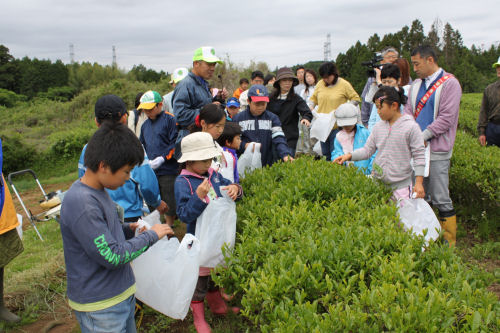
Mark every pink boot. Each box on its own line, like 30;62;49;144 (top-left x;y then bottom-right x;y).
206;290;240;315
190;301;211;333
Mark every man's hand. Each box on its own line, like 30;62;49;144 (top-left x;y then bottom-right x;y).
423;140;428;147
374;67;382;85
479;135;486;146
332;153;352;165
196;178;210;200
300;119;311;127
150;224;174;239
221;184;239;201
220;88;228;100
283;155;294;162
155;200;168;214
149;156;165;170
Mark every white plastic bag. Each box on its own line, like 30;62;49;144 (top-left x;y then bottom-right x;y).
398;198;441;246
238;142;262;178
134;210;161;236
131;216;200;320
195;192;237;268
309;110;336;142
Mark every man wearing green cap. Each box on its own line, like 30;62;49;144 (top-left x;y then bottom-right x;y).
172;46;227;150
478;56;500;147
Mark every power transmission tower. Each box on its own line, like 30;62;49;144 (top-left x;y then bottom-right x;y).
69;43;75;64
112;45;117;68
324;33;331;61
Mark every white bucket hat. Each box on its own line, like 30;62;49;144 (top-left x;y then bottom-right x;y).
178;132;221;163
335;103;359;127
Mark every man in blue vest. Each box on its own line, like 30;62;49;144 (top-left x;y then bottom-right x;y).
404;45;462;247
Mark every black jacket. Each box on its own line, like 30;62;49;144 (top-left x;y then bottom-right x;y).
268;93;313;150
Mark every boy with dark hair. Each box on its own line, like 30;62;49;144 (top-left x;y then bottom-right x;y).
216;121;242;183
61;122;174;333
139;91;179;227
78;94;167;223
239;70;265;111
232;85;293;166
233;78;249;100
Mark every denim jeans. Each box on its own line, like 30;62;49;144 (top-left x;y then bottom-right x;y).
74;295;136;333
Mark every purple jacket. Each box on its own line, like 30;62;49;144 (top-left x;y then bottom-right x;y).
404;71;462;160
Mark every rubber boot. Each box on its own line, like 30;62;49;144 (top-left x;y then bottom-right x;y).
0;268;20;323
190;301;211;333
206;290;239;315
439;215;457;247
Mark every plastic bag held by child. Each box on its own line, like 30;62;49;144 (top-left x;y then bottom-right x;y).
398;198;441;246
309;110;336;143
131;215;200;319
238;142;262;178
195;190;237;268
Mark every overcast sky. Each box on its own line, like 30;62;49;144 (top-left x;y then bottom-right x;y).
1;0;499;72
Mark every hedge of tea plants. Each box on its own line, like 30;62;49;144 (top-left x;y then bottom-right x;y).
214;158;499;332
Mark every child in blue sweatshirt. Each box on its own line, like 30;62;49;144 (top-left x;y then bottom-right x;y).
174;132;242;333
60;122;173;333
232;85;293;166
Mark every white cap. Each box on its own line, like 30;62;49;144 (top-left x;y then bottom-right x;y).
335;103;359;127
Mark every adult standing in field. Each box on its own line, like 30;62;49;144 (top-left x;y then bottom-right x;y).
267;67;313;156
0;139;23;323
360;47;399;126
477;56;500;147
172;46;227;148
239;71;265;112
405;45;462;247
294;66;306;96
309;62;361;160
297;69;318;155
264;73;276;93
163;67;189;114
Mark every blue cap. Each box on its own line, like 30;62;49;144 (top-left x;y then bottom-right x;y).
247;84;269;102
226;97;240;108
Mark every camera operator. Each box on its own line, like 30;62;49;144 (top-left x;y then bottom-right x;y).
360;47;399;126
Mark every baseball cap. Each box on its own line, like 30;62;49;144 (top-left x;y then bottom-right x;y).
335;103;359;127
178;132;221;163
94;94;127;121
226;97;240;108
493;56;500;68
170;67;189;84
137;90;162;110
248;84;269;102
193;46;222;64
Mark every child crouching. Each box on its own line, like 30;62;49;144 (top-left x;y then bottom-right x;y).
174;132;242;333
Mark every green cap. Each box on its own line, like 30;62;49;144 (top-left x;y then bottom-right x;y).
137;90;162;110
493;56;500;68
193;46;222;64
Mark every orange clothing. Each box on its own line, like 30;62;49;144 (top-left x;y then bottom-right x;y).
0;174;20;235
233;87;243;99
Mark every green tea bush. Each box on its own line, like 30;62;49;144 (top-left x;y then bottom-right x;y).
450;130;500;234
214;158;499;332
458;93;482;136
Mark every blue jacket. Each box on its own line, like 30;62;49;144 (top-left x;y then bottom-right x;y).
78;145;161;218
331;124;374;175
174;168;241;235
139;111;178;176
171;72;214;143
232;108;291;166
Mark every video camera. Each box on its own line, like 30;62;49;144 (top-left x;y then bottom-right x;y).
361;53;384;78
